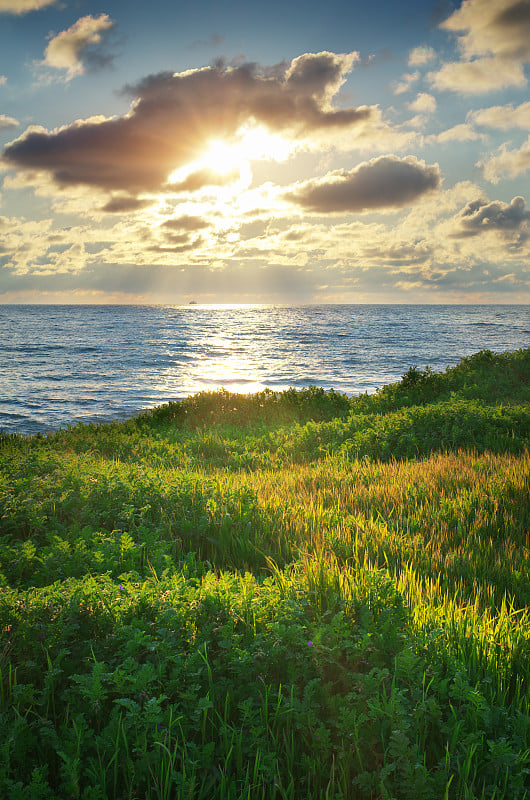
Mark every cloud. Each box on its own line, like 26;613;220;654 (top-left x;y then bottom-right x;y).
363;239;434;267
39;14;115;81
284;155;441;214
408;46;436;66
452;195;530;238
403;114;429;131
0;114;19;130
100;196;151;213
429;0;530;93
147;233;204;255
0;0;57;13
432;123;483;143
478;135;530;182
314;105;420;153
3;52;373;193
468;100;530;130
2;177;528;303
441;0;530;61
168;166;241;193
393;72;419;95
407;92;437;113
283;50;359;108
428;56;526;93
0;75;6;85
161;215;211;232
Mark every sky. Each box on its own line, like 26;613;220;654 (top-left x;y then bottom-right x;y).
0;0;529;304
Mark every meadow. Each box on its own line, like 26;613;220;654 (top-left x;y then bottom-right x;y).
0;347;529;799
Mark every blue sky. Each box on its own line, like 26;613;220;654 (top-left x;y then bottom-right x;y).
0;0;529;303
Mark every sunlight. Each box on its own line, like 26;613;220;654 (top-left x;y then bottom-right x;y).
203;125;291;175
237;124;292;162
167;124;291;187
202;139;243;175
164;123;291;214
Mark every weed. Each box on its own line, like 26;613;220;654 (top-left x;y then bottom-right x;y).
0;349;529;798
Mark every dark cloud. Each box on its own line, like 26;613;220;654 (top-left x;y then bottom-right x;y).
161;215;211;232
82;48;116;74
2;52;370;194
168;167;240;193
494;0;530;29
101;196;151;213
283;51;356;100
147;236;204;254
453;195;530;238
285;155;441;214
282;228;307;241
365;240;434;266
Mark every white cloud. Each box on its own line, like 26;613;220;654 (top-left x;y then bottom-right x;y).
310;104;420;153
429;0;530;94
0;0;57;13
468;100;530;130
1;177;528;303
408;46;436;66
441;0;530;61
432;123;483;143
393;72;419;95
41;14;114;81
0;114;19;130
428;55;526;94
407;92;437;113
0;75;6;86
403;114;429;131
479;136;530;182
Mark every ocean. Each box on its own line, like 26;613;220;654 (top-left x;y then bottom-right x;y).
1;304;528;436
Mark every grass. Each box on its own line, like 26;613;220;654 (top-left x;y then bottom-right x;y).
0;347;529;799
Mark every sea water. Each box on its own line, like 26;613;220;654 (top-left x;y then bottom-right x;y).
1;304;528;435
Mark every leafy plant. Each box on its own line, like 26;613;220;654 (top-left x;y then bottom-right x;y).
1;348;529;798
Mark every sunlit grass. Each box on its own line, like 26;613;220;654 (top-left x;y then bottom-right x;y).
0;348;529;798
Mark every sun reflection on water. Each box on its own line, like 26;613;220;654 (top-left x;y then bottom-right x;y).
150;316;276;398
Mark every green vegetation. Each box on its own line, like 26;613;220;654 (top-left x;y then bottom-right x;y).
1;348;529;799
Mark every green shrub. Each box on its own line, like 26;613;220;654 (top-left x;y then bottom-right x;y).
1;348;529;798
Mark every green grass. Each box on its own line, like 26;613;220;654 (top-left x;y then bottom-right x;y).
1;348;529;799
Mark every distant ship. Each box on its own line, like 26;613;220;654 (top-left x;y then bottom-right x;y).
189;300;197;305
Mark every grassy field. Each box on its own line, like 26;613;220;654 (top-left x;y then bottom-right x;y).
1;348;529;799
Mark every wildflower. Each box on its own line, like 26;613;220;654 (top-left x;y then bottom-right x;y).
119;585;124;591
40;633;45;639
308;640;314;646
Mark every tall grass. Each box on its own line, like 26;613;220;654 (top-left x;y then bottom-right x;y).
0;348;529;798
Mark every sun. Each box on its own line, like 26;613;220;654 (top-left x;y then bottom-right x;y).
166;123;292;205
201;139;243;175
202;125;292;175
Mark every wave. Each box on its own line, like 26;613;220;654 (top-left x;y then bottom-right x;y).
1;304;528;435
